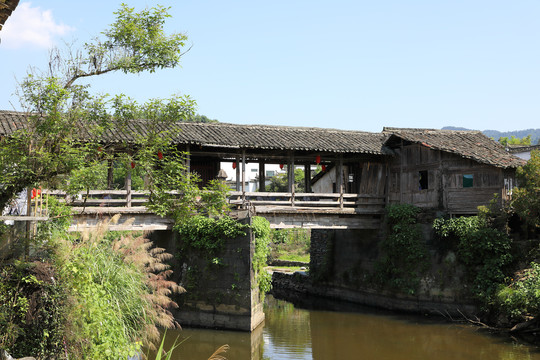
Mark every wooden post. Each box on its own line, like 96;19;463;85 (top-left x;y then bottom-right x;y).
126;166;132;208
287;152;295;193
25;187;32;259
259;160;266;192
288;152;295;205
186;144;191;173
337;155;344;208
235;156;241;191
107;158;114;189
304;164;311;193
241;150;246;204
399;140;404;204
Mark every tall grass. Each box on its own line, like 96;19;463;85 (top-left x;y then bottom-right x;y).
56;215;184;359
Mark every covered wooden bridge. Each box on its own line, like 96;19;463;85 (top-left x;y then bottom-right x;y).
0;111;525;231
66;121;393;230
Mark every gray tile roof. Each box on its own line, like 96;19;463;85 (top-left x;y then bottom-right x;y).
0;0;19;31
0;111;389;155
383;127;526;169
0;111;526;168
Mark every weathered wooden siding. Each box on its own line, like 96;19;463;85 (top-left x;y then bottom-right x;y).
388;143;514;214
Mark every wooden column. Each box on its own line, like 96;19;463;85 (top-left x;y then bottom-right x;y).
125;166;132;208
287;152;295;193
235;156;241;191
399;140;404;203
241;150;246;201
337;155;344;208
186;144;191;173
304;164;311;193
259;160;266;192
107;158;114;190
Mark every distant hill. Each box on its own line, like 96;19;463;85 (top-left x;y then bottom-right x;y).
442;126;540;145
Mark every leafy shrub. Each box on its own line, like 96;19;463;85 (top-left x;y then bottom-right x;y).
433;216;513;301
497;262;540;320
0;261;66;359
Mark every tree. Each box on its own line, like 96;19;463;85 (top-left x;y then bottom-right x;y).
0;3;194;210
0;4;197;357
512;150;540;229
267;168;305;192
499;135;532;147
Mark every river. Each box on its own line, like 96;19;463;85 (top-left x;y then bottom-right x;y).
156;295;540;360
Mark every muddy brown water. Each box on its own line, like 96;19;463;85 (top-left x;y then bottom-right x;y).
155;296;540;360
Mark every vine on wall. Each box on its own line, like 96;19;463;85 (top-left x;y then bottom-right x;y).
372;204;429;295
251;217;272;299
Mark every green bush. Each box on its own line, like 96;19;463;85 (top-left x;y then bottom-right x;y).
0;261;66;359
433;216;513;301
497;262;540;320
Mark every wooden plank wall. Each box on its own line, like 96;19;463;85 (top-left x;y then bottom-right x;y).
388;143;511;214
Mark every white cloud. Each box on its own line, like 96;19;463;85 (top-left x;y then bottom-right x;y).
0;2;74;49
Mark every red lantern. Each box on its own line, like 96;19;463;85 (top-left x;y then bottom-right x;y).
131;162;135;169
316;155;321;164
157;151;163;160
232;162;237;170
279;164;284;170
31;188;37;199
322;164;326;171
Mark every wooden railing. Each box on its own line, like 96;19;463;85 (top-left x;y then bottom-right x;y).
43;189;385;214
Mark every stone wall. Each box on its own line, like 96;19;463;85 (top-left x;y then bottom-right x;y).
301;225;477;315
272;271;477;317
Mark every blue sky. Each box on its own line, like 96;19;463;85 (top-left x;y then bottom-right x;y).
1;1;539;133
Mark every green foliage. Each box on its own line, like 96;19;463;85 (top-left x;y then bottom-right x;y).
0;262;66;359
373;204;428;295
497;262;540;320
100;4;188;75
433;216;484;251
267;168;305;192
252;217;272;297
499;135;532;147
175;215;248;257
513;149;540;229
187;113;218;123
433;216;513;301
269;228;311;264
460;228;513;299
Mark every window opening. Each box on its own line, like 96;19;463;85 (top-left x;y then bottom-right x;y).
463;174;474;188
418;171;428;190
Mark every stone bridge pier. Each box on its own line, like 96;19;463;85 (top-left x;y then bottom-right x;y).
149;212;264;332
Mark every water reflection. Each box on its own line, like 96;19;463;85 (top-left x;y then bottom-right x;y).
156;296;540;360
